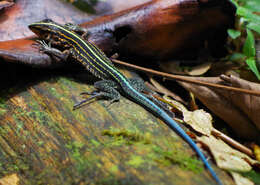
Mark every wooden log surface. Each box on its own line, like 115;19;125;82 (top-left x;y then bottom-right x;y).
0;65;234;185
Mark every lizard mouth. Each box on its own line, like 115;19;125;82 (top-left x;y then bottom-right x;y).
28;25;44;36
28;26;51;41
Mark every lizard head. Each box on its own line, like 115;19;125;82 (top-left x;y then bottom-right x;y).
29;19;66;42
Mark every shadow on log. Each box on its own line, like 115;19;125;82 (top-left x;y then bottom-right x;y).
0;68;234;185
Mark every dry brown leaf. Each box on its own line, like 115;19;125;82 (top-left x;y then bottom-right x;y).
0;174;19;185
208;61;240;77
198;135;259;171
164;97;213;136
230;172;254;185
149;78;185;104
178;75;260;140
163;96;258;177
159;61;184;75
185;62;212;76
220;75;260;131
160;61;212;76
183;110;213;136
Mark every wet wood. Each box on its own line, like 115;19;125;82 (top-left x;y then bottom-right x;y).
0;68;234;185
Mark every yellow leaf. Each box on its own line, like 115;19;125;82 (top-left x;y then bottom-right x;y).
198;136;259;172
230;172;254;185
253;144;260;161
183;109;213;136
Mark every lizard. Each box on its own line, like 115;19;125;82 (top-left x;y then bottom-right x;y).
28;19;223;185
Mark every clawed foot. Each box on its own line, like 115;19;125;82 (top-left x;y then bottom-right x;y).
73;91;103;110
73;91;119;110
74;80;121;110
104;98;119;108
32;40;50;50
37;40;51;51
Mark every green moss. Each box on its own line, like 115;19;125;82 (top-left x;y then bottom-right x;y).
0;126;8;135
12;114;26;136
65;140;99;175
66;141;87;171
0;157;30;177
126;155;145;168
152;145;203;173
102;128;203;173
37;141;44;146
50;87;58;94
102;128;151;145
109;165;119;173
0;97;7;116
0;108;6;116
94;175;121;185
91;139;101;147
65;141;84;157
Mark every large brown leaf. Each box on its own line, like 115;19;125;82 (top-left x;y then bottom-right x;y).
178;75;260;141
0;0;150;41
0;0;234;66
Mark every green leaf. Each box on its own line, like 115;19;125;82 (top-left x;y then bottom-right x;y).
229;0;238;8
246;57;260;80
237;7;260;23
244;1;260;13
247;22;260;35
243;29;255;57
227;29;241;39
241;170;260;184
229;53;245;62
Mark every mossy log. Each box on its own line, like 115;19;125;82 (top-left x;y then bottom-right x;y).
0;67;233;185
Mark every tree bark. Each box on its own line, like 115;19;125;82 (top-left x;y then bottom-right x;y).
0;68;233;185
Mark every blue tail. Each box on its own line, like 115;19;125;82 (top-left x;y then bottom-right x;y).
121;80;223;185
160;111;223;185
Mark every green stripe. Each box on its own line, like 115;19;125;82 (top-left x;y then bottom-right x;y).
36;22;122;82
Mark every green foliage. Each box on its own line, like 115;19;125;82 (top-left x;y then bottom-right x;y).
243;29;255;57
63;0;101;13
240;170;260;184
228;0;260;79
227;29;241;39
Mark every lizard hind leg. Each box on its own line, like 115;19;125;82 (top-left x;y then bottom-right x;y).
128;78;146;92
73;80;121;110
128;78;175;118
94;80;121;107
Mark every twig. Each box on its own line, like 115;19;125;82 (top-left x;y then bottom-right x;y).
143;78;254;157
112;59;260;97
212;129;254;157
148;77;186;104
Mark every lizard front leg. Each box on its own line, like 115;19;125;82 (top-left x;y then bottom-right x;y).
37;40;72;63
